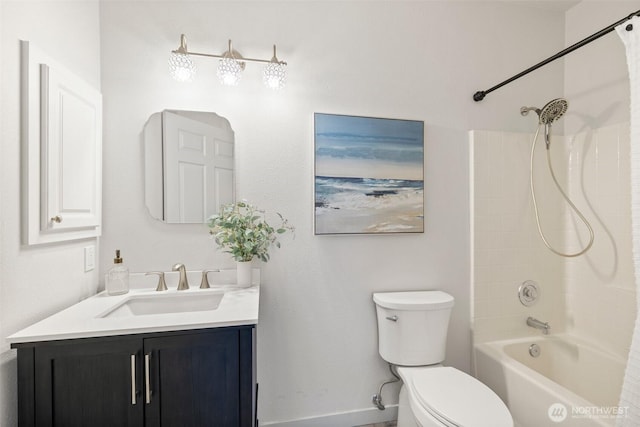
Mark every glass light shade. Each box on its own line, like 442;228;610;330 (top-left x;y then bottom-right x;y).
168;52;196;82
263;62;287;90
217;57;243;86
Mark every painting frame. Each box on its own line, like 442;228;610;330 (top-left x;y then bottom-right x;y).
314;113;425;235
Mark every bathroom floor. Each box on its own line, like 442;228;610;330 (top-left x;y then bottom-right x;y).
357;422;397;427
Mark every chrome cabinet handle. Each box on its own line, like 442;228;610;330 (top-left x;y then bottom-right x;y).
50;215;62;223
145;353;151;404
386;315;398;322
130;354;137;405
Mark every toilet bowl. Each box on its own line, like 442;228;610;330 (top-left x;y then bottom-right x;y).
397;366;513;427
373;291;513;427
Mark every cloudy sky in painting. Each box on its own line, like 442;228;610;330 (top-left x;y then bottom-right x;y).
314;113;424;180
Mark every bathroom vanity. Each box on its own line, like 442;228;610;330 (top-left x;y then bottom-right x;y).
9;276;259;427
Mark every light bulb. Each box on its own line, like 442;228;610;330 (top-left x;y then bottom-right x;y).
168;52;195;82
217;57;243;86
263;62;287;90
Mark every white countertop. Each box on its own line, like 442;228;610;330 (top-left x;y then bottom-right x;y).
7;270;260;345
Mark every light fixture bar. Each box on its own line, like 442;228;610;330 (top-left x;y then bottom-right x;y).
184;50;287;65
172;35;287;66
170;35;288;89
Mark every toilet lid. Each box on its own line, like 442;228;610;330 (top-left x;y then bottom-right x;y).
409;367;512;427
373;291;454;310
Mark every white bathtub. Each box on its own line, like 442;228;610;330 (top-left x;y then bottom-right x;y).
474;335;628;427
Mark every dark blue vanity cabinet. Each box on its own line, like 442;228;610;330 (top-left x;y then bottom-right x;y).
13;325;256;427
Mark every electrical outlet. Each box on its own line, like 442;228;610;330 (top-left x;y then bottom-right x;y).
84;246;95;272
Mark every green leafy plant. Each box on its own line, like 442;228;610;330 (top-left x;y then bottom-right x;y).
207;201;294;262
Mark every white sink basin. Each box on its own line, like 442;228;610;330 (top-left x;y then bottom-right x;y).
100;291;224;318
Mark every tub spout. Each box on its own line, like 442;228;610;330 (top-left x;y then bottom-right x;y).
527;317;550;335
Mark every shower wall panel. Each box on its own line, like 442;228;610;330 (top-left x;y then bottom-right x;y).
471;130;565;344
564;123;636;359
471;125;636;361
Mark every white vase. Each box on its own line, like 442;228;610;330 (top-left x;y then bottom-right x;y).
236;260;253;287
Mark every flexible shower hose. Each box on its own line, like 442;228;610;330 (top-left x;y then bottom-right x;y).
529;125;595;257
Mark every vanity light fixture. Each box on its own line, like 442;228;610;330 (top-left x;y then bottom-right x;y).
168;34;196;82
217;42;245;86
263;45;287;90
169;34;288;90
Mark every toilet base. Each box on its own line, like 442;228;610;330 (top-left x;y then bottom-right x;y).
397;386;419;427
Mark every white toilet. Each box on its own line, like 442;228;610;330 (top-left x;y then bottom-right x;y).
373;290;513;427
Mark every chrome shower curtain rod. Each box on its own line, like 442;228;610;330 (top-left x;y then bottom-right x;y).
473;9;640;102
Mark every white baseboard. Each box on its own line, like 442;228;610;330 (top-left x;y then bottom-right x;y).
260;405;398;427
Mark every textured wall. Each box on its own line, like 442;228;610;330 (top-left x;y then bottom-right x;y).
99;1;566;423
0;1;101;425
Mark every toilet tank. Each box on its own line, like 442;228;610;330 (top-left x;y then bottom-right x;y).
373;291;454;366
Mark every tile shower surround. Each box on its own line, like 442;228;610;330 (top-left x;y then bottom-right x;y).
471;124;636;359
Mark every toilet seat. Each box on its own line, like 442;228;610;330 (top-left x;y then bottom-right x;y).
398;366;513;427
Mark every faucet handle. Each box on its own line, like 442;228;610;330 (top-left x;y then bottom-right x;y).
200;269;220;289
146;271;168;292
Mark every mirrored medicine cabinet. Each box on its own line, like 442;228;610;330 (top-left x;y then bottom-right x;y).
143;110;235;223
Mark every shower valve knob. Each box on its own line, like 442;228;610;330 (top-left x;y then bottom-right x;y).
518;280;540;307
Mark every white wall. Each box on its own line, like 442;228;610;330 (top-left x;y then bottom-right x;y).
564;1;634;136
0;1;101;424
0;1;574;425
99;1;567;423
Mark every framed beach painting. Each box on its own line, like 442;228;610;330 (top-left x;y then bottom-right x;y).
314;113;424;235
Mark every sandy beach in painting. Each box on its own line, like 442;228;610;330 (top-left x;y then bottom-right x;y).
314;176;424;234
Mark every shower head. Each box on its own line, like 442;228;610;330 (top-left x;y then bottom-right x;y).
521;98;569;150
520;98;568;125
539;98;568;125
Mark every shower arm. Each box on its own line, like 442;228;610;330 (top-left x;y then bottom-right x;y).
473;9;640;102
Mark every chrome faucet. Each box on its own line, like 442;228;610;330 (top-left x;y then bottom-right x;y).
172;263;189;290
526;316;550;335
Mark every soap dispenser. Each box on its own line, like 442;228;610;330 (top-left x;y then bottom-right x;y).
106;249;129;295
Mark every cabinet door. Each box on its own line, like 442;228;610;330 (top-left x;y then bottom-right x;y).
33;337;142;427
40;63;102;232
144;329;242;427
21;41;102;245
